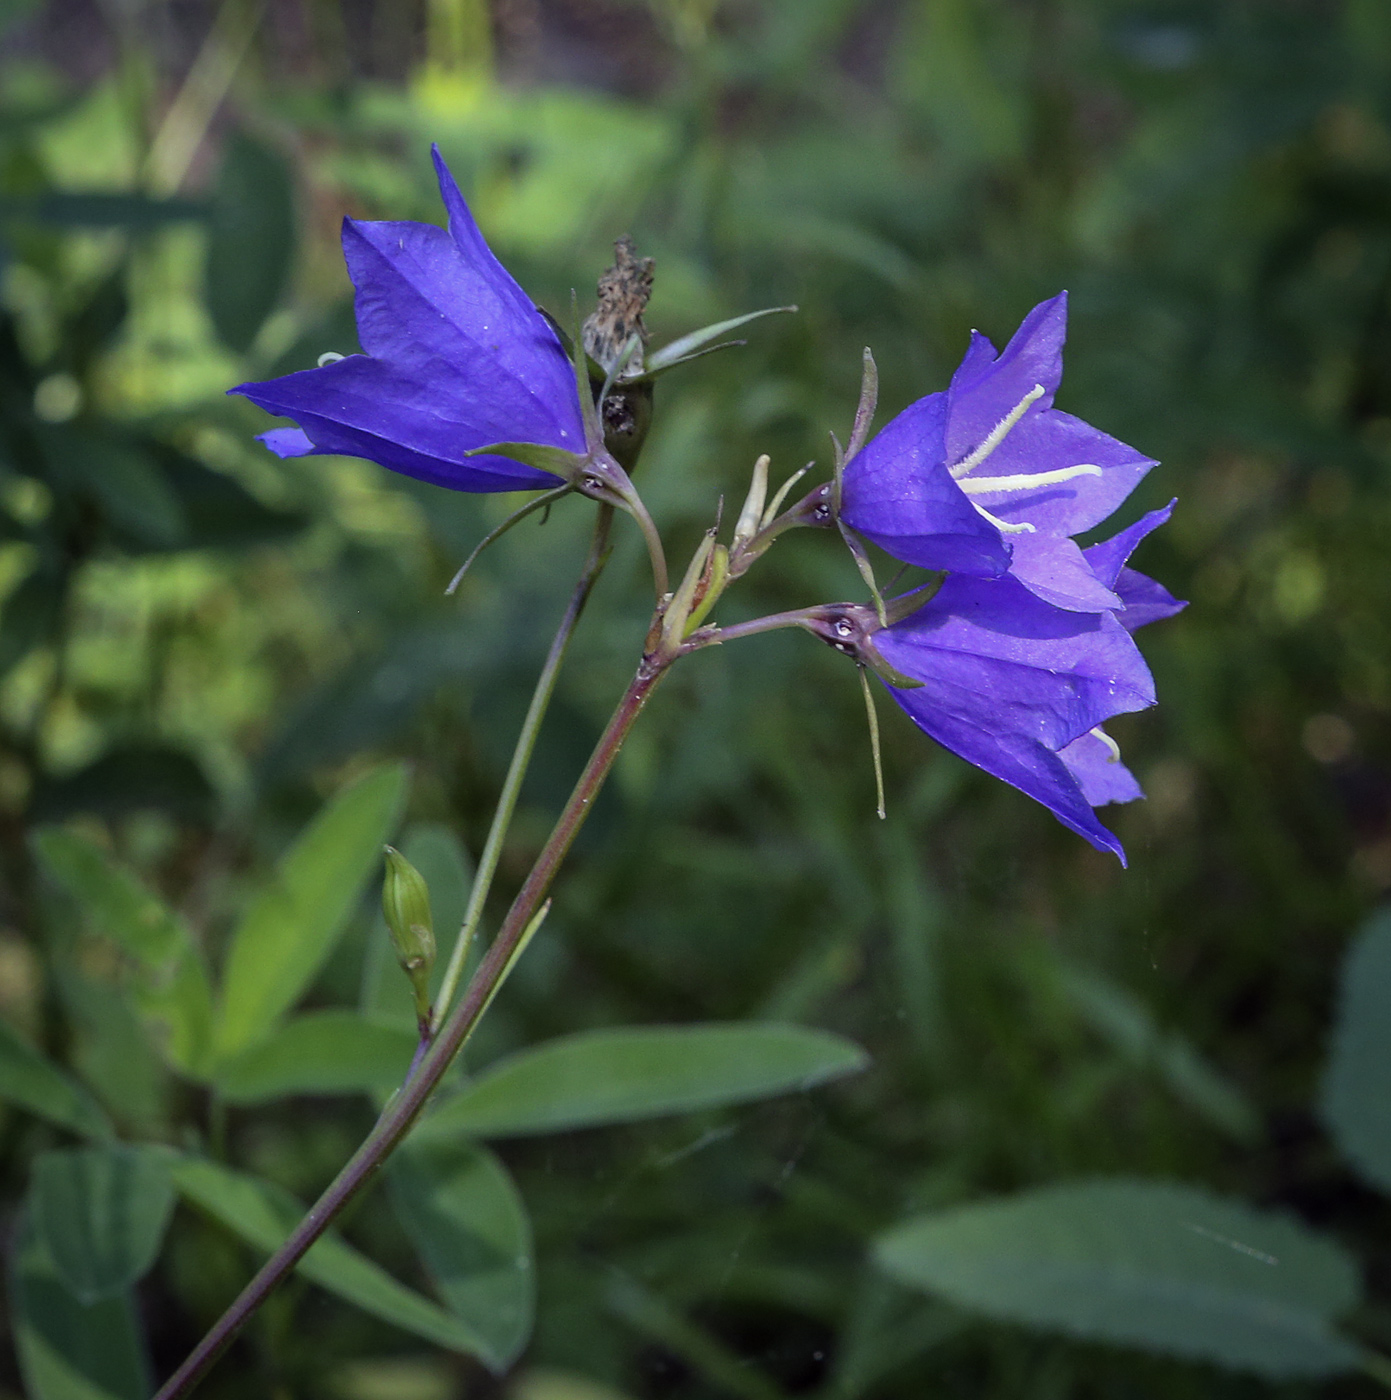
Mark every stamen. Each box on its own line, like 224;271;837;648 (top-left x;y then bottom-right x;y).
958;463;1102;496
971;502;1035;534
1090;727;1122;762
950;383;1046;478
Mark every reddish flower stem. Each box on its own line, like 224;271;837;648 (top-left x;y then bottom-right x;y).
152;652;671;1400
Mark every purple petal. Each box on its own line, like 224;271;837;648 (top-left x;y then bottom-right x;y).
840;393;1009;575
1060;730;1144;806
1007;535;1124;613
876;573;1156;752
259;427;314;458
944;293;1068;468
1084;500;1176;588
883;680;1128;861
955;407;1155;537
1114;567;1187;632
232;148;581;494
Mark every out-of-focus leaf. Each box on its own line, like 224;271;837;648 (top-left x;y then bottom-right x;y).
873;1180;1361;1378
1321;908;1391;1194
205;132;295;353
213;763;409;1061
170;1156;496;1357
215;1010;417;1102
1055;962;1259;1142
0;191;205;226
9;1211;148;1400
414;1023;870;1140
258;627;474;784
266;298;361;376
0;563;63;678
0;1015;111;1140
32;1145;175;1303
28;745;218;826
388;1139;534;1371
33;827;214;1075
156;448;307;549
40;427;185;548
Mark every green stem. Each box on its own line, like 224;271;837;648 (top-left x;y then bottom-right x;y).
432;503;614;1029
151;646;672;1400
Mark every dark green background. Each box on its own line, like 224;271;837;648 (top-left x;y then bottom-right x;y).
1;1;1389;1396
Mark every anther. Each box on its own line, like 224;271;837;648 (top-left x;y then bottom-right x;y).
950;384;1046;479
957;463;1103;496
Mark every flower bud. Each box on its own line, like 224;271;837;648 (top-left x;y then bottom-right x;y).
382;846;436;1028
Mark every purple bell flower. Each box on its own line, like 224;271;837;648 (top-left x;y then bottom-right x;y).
230;146;583;494
840;292;1157;613
820;497;1184;862
867;572;1157;862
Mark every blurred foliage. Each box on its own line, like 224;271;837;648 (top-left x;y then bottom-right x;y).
1;0;1391;1396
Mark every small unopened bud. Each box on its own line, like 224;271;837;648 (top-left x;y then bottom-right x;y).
382;846;436;1031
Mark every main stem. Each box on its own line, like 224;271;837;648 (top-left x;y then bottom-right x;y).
154;651;671;1400
432;504;614;1027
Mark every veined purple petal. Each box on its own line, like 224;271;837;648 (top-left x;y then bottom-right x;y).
944;292;1067;468
1083;499;1187;631
231;146;581;494
956;408;1155;538
1006;535;1124;613
872;573;1155;861
1084;500;1176;588
1060;730;1144;807
1114;568;1186;632
876;574;1156;750
884;682;1129;861
840;393;1009;575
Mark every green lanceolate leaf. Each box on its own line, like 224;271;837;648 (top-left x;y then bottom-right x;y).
414;1023;870;1141
205;131;295;353
169;1156;495;1358
31;1145;176;1303
1321;909;1391;1195
0;1015;112;1140
214;1010;417;1103
388;1140;535;1371
643;306;797;376
9;1209;149;1400
873;1179;1362;1379
214;763;408;1062
33;827;215;1076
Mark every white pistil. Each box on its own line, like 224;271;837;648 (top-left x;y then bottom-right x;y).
950;383;1046;478
971;503;1035;534
1090;727;1122;762
958;463;1103;496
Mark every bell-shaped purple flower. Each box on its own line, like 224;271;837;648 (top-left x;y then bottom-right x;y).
840;293;1157;613
842;570;1160;862
231;147;583;493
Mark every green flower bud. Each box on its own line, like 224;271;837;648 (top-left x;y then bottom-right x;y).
382;846;436;1029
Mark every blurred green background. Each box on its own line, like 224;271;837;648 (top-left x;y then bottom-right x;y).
3;0;1391;1395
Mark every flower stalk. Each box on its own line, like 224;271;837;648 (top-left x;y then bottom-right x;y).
153;640;673;1400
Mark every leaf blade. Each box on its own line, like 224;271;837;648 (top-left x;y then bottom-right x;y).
32;1145;176;1303
388;1140;535;1371
169;1156;494;1357
0;1015;112;1141
873;1179;1362;1378
414;1023;870;1140
214;763;408;1061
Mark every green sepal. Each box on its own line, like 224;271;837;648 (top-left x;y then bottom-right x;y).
644;305;797;375
862;646;927;691
462;442;587;480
